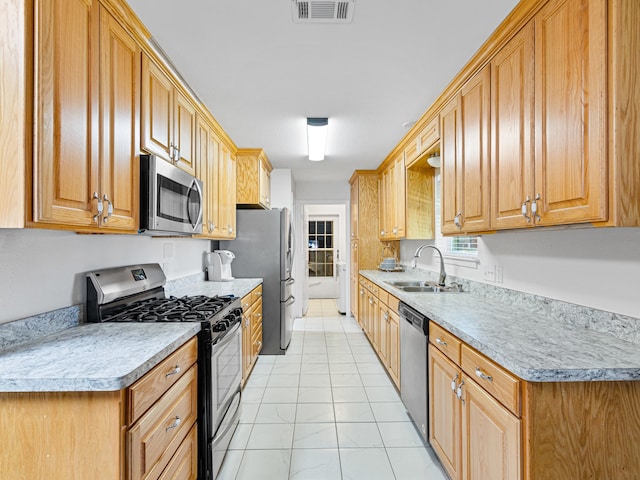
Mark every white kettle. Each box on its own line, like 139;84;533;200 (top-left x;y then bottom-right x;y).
206;250;235;281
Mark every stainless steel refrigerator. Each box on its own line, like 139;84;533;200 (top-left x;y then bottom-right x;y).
220;208;295;354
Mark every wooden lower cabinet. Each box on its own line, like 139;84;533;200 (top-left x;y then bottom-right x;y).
241;284;263;385
430;340;521;480
358;276;400;390
0;337;198;480
429;324;640;480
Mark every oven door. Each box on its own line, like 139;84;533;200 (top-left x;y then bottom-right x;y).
141;154;203;235
209;321;242;436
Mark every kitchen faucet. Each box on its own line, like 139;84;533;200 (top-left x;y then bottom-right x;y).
412;244;446;286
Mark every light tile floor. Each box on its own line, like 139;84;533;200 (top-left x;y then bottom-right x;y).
217;299;448;480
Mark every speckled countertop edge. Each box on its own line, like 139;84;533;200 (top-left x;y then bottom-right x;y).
0;276;262;392
360;270;640;382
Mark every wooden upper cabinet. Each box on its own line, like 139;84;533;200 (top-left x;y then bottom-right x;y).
441;65;491;235
350;176;359;239
174;90;197;176
236;148;272;209
141;55;173;161
491;0;607;230
141;54;196;176
418;115;440;156
393;153;407;238
33;0;99;228
32;0;138;232
218;144;236;238
533;0;607;226
99;7;140;231
491;21;535;230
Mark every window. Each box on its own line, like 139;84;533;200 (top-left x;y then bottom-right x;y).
308;220;334;277
434;172;478;257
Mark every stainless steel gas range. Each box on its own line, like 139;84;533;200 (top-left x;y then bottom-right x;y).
86;263;242;480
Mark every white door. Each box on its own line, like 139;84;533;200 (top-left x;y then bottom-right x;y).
308;214;339;299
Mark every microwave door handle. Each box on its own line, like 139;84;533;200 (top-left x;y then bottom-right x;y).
187;180;203;230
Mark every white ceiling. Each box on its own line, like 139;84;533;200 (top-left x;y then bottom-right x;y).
127;0;519;183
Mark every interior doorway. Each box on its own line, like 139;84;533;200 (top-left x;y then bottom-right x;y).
301;204;347;304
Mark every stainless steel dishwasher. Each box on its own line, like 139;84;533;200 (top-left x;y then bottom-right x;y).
399;301;429;443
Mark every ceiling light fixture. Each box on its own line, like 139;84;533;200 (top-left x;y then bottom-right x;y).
307;117;328;161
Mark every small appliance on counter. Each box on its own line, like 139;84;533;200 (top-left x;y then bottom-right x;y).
206;250;235;281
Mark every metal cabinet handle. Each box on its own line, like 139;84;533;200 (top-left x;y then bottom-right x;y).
255;313;262;318
102;194;113;223
456;380;465;404
454;211;463;229
475;367;493;382
165;365;181;377
521;196;531;222
532;193;541;222
435;337;447;347
92;192;103;223
451;373;459;393
165;416;181;432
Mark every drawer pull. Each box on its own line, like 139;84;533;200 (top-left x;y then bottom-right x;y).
165;416;182;432
165;365;181;378
475;367;493;382
435;337;447;346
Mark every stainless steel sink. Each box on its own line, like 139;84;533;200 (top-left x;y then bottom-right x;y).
400;286;442;293
385;280;437;287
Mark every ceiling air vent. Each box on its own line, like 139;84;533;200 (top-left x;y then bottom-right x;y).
292;0;355;23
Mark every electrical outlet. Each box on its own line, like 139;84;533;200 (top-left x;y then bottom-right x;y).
495;266;504;284
482;265;496;282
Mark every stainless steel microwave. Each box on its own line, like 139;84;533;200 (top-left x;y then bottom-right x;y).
139;154;203;236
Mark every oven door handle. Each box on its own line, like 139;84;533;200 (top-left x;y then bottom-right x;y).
211;322;241;350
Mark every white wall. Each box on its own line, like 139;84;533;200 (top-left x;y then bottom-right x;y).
0;229;211;324
401;226;640;318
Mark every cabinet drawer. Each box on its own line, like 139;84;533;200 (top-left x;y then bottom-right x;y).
251;284;262;305
377;288;389;307
251;301;263;330
419;115;440;153
128;337;198;425
158;424;197;480
429;322;461;364
461;345;521;417
386;294;400;313
240;293;252;310
129;365;198;480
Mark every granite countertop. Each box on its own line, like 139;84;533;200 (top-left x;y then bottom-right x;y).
167;277;262;299
0;323;200;392
360;270;640;383
0;277;263;392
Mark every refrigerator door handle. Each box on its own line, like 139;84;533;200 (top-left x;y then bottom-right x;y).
285;295;295;306
286;278;295;286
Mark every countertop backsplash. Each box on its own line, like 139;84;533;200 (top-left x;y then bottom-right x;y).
402;264;640;346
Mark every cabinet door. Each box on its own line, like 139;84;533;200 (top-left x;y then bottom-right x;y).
459;65;491;232
377;304;389;366
33;0;99;227
369;294;379;351
440;95;461;235
219;145;236;238
491;22;535;230
378;175;387;239
461;376;521;480
384;166;395;238
357;279;366;329
141;54;173;161
387;308;400;388
99;8;139;231
241;303;253;383
534;0;607;226
393;154;406;238
259;159;271;208
429;346;462;480
350;177;359;239
174;91;196;176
